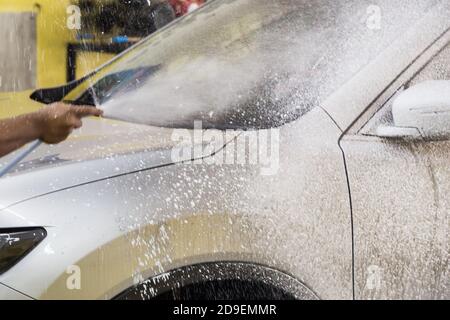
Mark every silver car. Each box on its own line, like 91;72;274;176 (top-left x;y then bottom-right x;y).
0;0;449;300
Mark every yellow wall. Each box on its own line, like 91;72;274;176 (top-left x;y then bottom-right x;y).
0;90;41;119
0;0;117;89
76;51;116;79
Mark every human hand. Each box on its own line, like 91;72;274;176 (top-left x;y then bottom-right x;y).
35;103;103;144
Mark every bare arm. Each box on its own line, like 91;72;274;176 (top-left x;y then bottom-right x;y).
0;103;103;158
0;112;42;157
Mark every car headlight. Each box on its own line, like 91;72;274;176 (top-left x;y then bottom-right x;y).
0;228;47;275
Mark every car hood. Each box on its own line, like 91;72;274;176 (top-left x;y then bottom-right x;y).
0;118;237;210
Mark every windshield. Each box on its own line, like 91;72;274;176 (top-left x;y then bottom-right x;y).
67;0;439;129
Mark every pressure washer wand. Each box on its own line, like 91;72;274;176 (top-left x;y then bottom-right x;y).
0;140;42;178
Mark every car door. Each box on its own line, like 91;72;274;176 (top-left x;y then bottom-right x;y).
341;41;450;299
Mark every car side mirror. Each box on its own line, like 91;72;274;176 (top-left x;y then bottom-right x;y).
377;80;450;140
